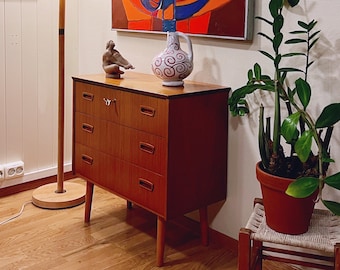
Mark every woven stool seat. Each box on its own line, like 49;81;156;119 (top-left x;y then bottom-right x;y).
245;202;340;254
238;199;340;270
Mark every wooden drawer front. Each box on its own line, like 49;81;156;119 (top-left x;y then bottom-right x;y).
74;144;100;182
74;82;120;123
97;152;120;191
96;157;166;216
99;120;121;158
119;91;168;136
120;128;166;175
97;86;120;122
74;113;100;150
120;162;166;217
74;82;96;115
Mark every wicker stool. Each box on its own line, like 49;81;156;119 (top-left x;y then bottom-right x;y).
239;198;340;270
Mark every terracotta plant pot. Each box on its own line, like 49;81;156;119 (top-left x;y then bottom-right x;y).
256;162;317;235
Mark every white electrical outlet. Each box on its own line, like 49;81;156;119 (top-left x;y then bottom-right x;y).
4;161;24;179
0;166;4;180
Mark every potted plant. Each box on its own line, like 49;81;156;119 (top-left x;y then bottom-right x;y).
228;0;340;234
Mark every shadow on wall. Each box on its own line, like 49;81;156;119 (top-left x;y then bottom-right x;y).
192;57;221;84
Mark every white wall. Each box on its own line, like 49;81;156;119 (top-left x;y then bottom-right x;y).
71;0;340;240
1;0;339;241
0;0;62;186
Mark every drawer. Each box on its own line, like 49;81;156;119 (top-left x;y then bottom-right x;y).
74;112;100;150
74;144;100;182
119;91;168;136
120;127;166;175
74;81;168;136
74;82;120;123
105;160;166;217
120;162;166;217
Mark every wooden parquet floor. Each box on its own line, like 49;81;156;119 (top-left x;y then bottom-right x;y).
0;179;299;270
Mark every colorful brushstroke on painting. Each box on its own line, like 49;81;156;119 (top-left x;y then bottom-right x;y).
112;0;254;40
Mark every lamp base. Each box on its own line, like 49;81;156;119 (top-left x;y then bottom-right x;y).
32;180;86;209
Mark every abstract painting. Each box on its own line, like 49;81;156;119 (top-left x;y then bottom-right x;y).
112;0;254;40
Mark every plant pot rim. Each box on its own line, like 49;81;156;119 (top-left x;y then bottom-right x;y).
256;161;295;191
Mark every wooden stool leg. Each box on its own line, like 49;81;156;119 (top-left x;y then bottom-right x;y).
335;243;340;270
199;207;209;246
84;181;94;223
156;216;166;267
253;239;263;270
239;228;252;270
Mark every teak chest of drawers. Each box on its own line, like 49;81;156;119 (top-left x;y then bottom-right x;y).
72;72;229;266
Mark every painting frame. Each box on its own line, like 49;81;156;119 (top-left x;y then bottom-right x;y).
111;0;255;40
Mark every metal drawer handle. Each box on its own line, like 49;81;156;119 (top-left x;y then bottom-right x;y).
82;123;94;133
140;105;155;117
81;154;93;165
139;142;155;154
82;92;94;101
139;178;154;192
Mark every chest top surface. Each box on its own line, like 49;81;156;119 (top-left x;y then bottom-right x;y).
72;72;230;98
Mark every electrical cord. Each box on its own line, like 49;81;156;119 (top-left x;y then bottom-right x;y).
0;201;32;225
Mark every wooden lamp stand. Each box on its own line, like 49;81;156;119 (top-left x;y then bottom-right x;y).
32;0;85;209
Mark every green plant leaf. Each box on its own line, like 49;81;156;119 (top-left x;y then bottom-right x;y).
258;32;273;42
273;14;284;34
279;67;304;73
296;78;311;109
286;177;319;198
269;0;283;18
282;52;306;57
274;54;282;67
315;103;340;128
261;74;272;81
285;38;306;44
295;130;313;162
256;16;273;26
309;30;320;41
281;112;300;143
298;20;309;30
247;69;253;81
287;0;299;7
322;200;340;215
254;63;261;80
273;33;283;53
289;30;307;34
309;38;319;50
307;20;318;31
236;106;249;116
228;83;275;116
259;50;275;61
307;60;314;69
324;172;340;190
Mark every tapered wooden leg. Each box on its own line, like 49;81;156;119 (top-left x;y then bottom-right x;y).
335;243;340;270
84;181;94;223
199;207;209;246
156;216;166;267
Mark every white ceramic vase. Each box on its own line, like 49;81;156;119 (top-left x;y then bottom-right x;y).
152;31;193;87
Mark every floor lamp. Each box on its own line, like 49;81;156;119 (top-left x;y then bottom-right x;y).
32;0;85;209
